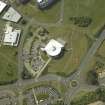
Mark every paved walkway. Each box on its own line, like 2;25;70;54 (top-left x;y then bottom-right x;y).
32;89;39;105
1;1;105;105
35;58;52;79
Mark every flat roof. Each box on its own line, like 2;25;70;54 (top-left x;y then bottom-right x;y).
3;24;21;46
2;7;21;22
4;31;18;43
43;39;64;56
37;0;42;2
0;1;7;13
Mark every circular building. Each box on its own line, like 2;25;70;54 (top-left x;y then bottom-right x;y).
41;39;64;57
36;0;55;9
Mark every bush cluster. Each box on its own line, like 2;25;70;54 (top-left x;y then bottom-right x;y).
70;16;92;27
71;87;105;105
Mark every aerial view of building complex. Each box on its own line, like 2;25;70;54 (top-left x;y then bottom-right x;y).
0;0;105;105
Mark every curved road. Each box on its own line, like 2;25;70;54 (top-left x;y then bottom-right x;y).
1;1;105;105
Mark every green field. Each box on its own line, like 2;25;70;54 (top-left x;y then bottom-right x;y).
37;94;49;101
0;46;18;84
64;0;105;33
0;19;18;84
98;41;105;57
44;0;105;75
46;25;88;75
13;0;61;23
12;0;105;33
1;0;105;79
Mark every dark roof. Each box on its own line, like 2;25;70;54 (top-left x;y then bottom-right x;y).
19;0;30;4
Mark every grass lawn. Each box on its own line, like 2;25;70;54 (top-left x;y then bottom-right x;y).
46;25;88;75
10;0;105;77
13;0;61;23
37;94;49;101
72;91;89;100
0;46;18;83
97;41;105;57
49;80;67;94
0;19;18;84
12;0;105;32
64;0;105;34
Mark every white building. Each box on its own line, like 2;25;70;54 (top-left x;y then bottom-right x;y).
88;101;104;105
2;7;21;23
37;0;42;2
0;1;7;13
3;24;21;46
41;39;64;57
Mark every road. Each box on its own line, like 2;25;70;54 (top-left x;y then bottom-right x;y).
67;30;105;81
1;0;105;105
64;29;105;105
17;18;38;87
1;26;103;105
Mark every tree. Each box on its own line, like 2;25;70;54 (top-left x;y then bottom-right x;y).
69;16;92;27
21;68;33;80
28;31;33;37
70;87;105;105
87;70;99;85
96;88;105;102
14;51;18;56
21;19;27;25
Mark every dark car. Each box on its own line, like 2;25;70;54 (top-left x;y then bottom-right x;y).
37;0;56;9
